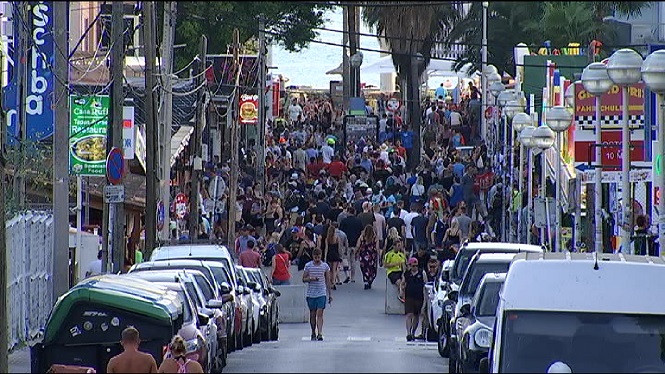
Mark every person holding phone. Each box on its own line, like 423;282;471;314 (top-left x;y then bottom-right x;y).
302;248;332;341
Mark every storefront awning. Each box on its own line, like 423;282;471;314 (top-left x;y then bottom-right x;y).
170;125;194;167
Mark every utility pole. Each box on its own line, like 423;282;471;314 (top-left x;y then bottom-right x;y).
104;1;126;273
159;1;177;242
256;15;266;202
144;1;158;257
348;5;358;99
227;29;241;255
0;35;8;374
342;6;349;113
52;0;70;297
13;1;27;208
188;35;207;239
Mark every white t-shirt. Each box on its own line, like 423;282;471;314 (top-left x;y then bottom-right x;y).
403;211;420;239
288;104;303;122
86;259;102;277
450;111;463;127
321;145;334;164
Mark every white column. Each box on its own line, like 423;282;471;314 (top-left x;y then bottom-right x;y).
594;95;604;253
620;86;632;253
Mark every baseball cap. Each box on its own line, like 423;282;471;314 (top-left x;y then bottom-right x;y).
408;257;418;265
327;138;336;145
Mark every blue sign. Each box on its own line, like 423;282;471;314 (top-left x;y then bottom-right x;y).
3;1;55;144
575;163;591;172
157;201;165;231
645;44;665;159
106;147;124;185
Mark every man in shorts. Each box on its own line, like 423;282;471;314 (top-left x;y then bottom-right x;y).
106;326;158;373
302;248;332;341
402;257;425;341
383;240;406;302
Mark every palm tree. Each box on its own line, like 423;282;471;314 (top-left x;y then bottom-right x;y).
446;1;651;77
362;2;460;168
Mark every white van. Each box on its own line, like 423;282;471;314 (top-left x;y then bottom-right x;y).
482;252;665;373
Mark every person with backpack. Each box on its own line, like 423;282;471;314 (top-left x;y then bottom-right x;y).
157;335;203;373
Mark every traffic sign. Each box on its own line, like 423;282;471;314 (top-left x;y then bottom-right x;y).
575;163;591;172
157;200;165;231
386;97;400;113
175;193;188;219
106;147;124;185
104;185;125;203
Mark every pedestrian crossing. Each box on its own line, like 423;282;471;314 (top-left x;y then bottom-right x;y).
298;335;437;346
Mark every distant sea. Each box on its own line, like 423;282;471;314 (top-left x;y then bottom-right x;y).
271;6;382;90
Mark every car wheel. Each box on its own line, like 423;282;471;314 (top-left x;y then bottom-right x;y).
262;316;271;341
270;316;279;341
236;330;244;350
449;355;458;374
426;326;438;342
253;320;262;344
243;322;252;347
437;320;449;358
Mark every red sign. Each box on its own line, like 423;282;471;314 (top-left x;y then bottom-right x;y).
239;94;259;125
574;130;644;167
174;193;189;219
574;82;644;119
271;81;281;118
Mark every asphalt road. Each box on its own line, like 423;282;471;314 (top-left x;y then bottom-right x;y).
223;266;449;373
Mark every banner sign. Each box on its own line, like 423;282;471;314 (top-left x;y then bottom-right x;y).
122;105;135;159
343;115;379;145
205;54;258;90
3;1;55;144
574;130;644;166
69;95;110;176
239;94;259;125
574;82;645;130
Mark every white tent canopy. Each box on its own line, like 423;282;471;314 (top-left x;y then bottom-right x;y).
360;55;475;77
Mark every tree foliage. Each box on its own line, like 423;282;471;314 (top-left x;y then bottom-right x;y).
444;1;652;77
156;2;334;72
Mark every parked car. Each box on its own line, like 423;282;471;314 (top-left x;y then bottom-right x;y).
129;258;245;354
124;269;231;371
148;280;216;372
482;252;665;373
447;253;516;373
234;265;258;347
245;267;280;341
437;242;544;357
425;259;454;344
455;272;505;373
149;244;242;353
31;275;184;372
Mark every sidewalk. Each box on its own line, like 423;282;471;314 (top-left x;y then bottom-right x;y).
9;346;30;373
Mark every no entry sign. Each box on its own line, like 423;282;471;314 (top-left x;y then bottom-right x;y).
106;147;124;185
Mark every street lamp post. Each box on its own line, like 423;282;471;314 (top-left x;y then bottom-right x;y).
532;125;556;248
503;99;524;241
545;106;573;252
581;63;614;253
520;125;537;244
489;81;506;163
606;48;644;254
641;49;665;254
350;52;364;98
512;113;533;243
481;2;489;141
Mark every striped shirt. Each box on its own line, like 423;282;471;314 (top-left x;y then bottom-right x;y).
304;261;330;298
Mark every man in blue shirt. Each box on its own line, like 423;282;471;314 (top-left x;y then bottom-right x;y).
435;83;447;101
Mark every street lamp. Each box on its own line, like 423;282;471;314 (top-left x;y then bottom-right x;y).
532;125;556;248
641;49;665;254
520;125;537;244
546;106;573;252
350;51;364;98
489;81;505;98
564;82;577;113
489;83;506;156
581;62;613;254
512;112;532;243
606;48;643;254
500;99;524;241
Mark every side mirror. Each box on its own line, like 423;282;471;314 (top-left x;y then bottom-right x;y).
197;312;210;327
460;303;471;317
247;281;261;293
199;307;214;318
448;290;458;303
242;287;251;295
222;294;234;303
479;357;489;373
219;282;232;295
206;299;225;309
441;269;450;282
273;288;281;297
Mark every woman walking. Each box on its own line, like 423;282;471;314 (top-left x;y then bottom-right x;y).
270;244;292;285
318;225;342;290
356;225;379;290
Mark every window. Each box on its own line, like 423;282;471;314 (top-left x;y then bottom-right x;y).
476;281;502;317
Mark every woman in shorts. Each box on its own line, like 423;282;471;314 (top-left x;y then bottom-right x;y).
402;257;425;341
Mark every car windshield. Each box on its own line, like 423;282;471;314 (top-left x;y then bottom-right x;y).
192;274;215;301
452;250;475;283
476;281;502;317
182;281;203;309
460;262;510;297
499;311;665;373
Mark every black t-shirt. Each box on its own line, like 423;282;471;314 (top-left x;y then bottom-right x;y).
357;212;376;229
340;216;364;247
326;207;343;223
387;217;405;234
404;270;425;300
411;215;430;244
315;201;331;218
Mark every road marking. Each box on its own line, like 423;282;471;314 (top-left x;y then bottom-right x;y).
347;336;371;342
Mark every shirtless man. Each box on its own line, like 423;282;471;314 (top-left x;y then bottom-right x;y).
107;326;158;373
